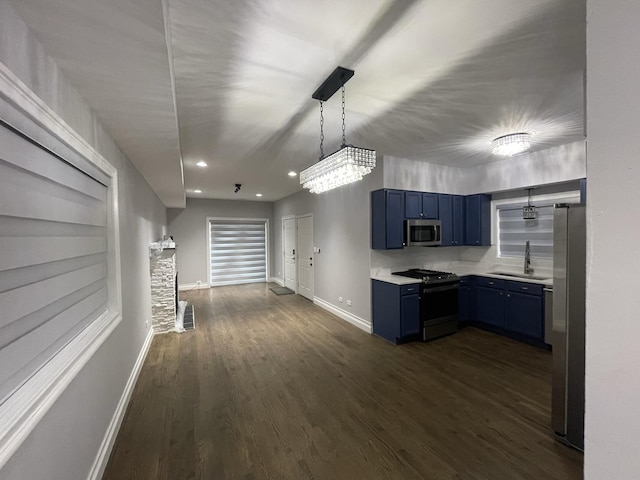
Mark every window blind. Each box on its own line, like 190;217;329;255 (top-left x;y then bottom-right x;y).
0;123;109;405
498;205;555;259
209;220;267;286
497;195;580;259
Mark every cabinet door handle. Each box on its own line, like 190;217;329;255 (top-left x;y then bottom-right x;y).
521;287;528;290
488;281;494;285
407;288;415;292
507;293;510;297
499;292;503;295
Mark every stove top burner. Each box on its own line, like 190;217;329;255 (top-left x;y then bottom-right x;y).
392;268;459;284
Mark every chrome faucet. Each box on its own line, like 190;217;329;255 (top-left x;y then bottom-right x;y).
524;240;534;275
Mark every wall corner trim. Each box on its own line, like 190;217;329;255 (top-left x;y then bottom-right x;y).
313;297;372;334
87;327;154;480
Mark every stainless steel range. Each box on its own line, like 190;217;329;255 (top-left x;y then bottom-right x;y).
392;268;460;341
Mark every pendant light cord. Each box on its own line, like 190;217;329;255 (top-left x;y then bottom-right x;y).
341;85;346;147
319;100;324;160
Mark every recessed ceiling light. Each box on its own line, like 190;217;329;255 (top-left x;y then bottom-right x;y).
492;133;531;157
196;161;208;167
193;189;202;193
256;193;263;197
288;171;297;177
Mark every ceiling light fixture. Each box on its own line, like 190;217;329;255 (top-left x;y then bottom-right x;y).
300;67;376;194
288;171;297;177
256;193;263;197
193;189;202;193
196;161;208;167
491;132;531;157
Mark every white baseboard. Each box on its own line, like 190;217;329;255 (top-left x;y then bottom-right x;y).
178;282;210;291
313;297;372;334
87;327;154;480
269;277;284;287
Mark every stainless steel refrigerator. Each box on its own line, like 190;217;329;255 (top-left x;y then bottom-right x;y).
552;203;586;451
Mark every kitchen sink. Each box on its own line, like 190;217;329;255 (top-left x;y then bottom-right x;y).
488;271;550;281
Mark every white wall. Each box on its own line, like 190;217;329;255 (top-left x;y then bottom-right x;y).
463;141;586;194
0;2;166;478
584;1;640;477
167;198;274;285
384;142;586;195
273;164;383;325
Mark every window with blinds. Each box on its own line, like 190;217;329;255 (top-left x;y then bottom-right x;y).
209;220;267;286
0;123;110;406
497;195;580;259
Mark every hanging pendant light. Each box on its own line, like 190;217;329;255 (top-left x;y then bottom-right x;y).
523;188;537;219
300;67;376;194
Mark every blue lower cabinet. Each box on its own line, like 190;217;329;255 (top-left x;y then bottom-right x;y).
458;276;476;322
459;285;470;322
476;286;505;328
505;291;543;339
401;294;420;337
372;280;420;344
474;276;546;344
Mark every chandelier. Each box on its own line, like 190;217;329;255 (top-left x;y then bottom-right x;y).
491;132;531;157
300;67;376;194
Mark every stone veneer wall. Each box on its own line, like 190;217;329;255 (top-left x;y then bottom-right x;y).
150;248;177;333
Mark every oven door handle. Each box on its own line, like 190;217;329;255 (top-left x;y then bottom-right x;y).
422;283;459;293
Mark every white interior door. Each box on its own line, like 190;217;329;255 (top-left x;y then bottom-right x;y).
297;215;314;301
283;216;296;291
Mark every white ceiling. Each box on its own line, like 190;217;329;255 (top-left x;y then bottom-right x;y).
9;0;585;206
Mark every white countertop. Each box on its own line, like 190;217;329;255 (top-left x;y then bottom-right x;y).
371;264;553;287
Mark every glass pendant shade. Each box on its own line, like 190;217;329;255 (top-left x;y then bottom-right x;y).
492;133;531;157
300;145;376;194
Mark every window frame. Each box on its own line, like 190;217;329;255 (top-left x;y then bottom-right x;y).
0;63;122;468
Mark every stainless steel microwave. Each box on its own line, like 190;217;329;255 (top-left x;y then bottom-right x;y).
404;219;442;246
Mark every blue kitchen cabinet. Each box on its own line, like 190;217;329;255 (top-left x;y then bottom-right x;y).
476;286;505;328
458;276;476;323
465;194;491;246
404;191;438;219
505;291;543;339
439;194;465;246
401;293;420;337
371;189;404;250
473;276;546;344
453;195;465;245
372;280;421;344
505;281;544;340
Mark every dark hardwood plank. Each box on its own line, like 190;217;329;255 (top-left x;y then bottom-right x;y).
103;283;583;480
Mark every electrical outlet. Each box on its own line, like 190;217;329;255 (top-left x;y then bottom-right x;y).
145;319;149;328
346;300;352;306
338;296;343;303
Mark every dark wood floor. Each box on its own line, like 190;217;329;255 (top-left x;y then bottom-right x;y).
103;283;583;480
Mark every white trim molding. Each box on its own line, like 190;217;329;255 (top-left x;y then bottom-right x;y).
0;62;123;468
269;277;285;287
313;297;372;334
87;328;154;480
178;282;210;291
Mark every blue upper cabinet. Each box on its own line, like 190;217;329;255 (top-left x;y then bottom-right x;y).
452;195;465;245
438;194;464;246
404;191;438;219
439;194;453;245
371;189;405;250
465;194;491;246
